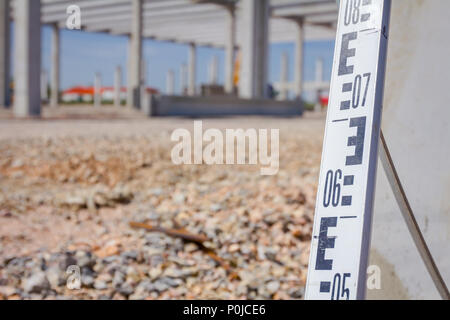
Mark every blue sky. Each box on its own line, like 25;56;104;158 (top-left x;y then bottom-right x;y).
36;25;334;101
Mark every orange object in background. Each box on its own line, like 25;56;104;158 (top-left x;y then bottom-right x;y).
233;50;241;87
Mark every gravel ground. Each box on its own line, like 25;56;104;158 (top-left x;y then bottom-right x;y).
0;106;326;300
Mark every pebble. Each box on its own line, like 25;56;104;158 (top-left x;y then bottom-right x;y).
22;272;51;294
266;280;281;295
94;280;108;290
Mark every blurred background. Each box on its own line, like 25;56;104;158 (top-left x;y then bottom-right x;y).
0;0;449;300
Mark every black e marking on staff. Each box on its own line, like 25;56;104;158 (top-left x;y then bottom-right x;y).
338;32;357;76
315;217;338;271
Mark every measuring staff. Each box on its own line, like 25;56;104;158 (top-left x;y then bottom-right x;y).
306;0;391;300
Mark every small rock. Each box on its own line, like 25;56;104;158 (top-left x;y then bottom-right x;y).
112;271;125;288
153;280;169;292
210;204;222;212
288;287;305;299
81;275;95;288
148;267;163;280
95;244;121;259
228;243;240;253
266;280;280;295
173;193;186;204
184;243;199;253
75;251;95;269
23;272;51;294
46;267;64;289
94;280;108;290
0;286;16;298
117;283;134;297
121;250;139;262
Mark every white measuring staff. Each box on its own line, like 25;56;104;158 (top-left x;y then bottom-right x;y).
305;0;391;300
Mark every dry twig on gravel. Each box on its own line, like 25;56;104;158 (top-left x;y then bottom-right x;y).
129;221;238;279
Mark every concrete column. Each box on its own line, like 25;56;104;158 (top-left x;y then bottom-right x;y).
314;58;324;112
279;52;289;100
166;69;175;95
188;43;196;96
41;70;48;102
225;6;236;94
240;0;269;99
127;0;143;108
208;56;219;85
180;63;187;95
14;0;41;117
140;58;146;108
94;73;101;108
0;0;10;108
114;66;122;107
50;23;60;108
141;58;146;84
294;19;304;100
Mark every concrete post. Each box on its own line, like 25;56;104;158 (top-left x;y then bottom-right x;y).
166;69;175;95
225;6;236;94
0;0;10;108
94;73;101;108
140;58;146;109
240;0;269;99
50;23;60;108
294;19;304;101
127;0;143;108
114;66;122;107
314;58;324;112
41;70;48;102
279;52;289;100
208;55;219;85
180;63;187;95
141;58;146;84
188;42;197;96
14;0;41;117
315;58;324;84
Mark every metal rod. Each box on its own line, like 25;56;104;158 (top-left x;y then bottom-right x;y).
380;130;450;300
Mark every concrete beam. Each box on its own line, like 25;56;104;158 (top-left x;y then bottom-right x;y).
188;43;197;96
0;0;11;108
127;0;143;108
14;0;41;117
50;23;60;107
240;0;269;99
